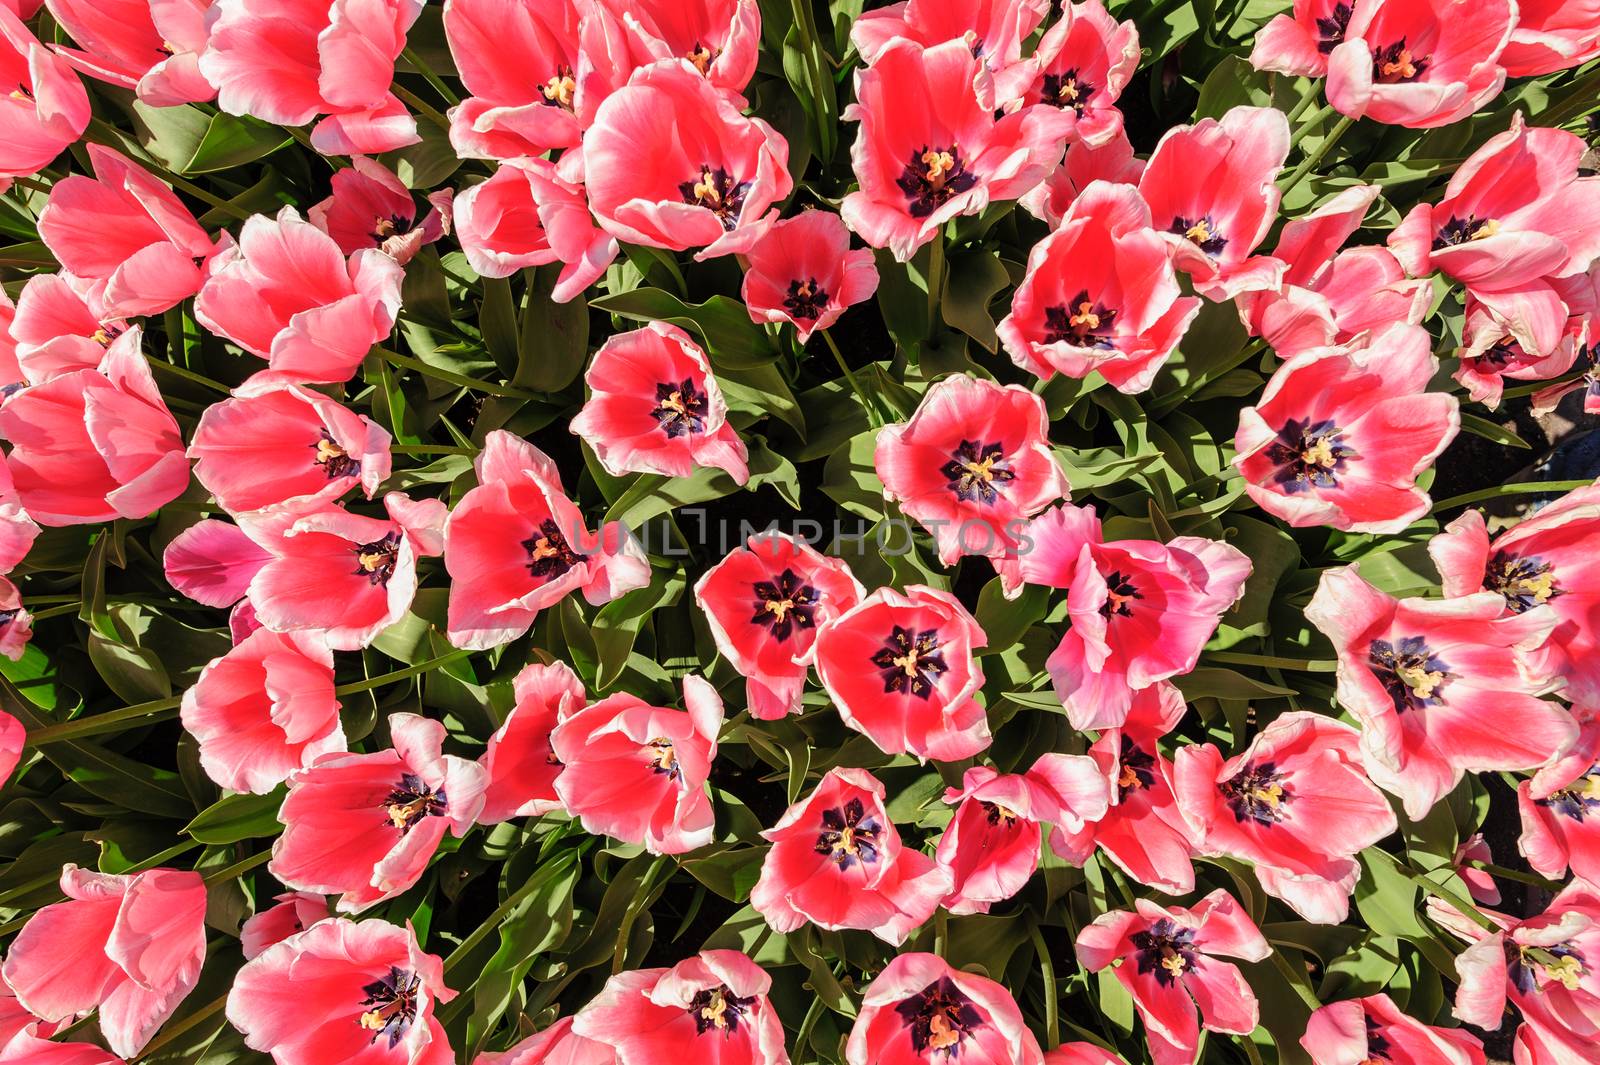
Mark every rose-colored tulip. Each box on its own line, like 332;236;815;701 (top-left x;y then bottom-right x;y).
1301;993;1487;1065
226;917;456;1065
842;38;1070;261
1173;712;1398;924
453;157;616;301
3;865;205;1058
1250;0;1357;77
180;627;343;794
572;950;785;1065
0;1028;121;1065
0;326;187;527
845;953;1046;1065
1325;0;1513;128
551;675;722;855
0;7;90;179
693;532;864;720
271;713;488;912
600;0;762;95
1502;0;1600;76
1023;0;1140;147
0;461;38;576
477;661;586;824
1518;719;1600;889
200;0;423;154
195;207;405;387
477;1018;615;1065
189;383;392;514
741;210;878;343
44;0;216;106
1454;274;1592;409
443;0;588;160
569;321;749;484
10;273;127;383
1307;564;1577;819
1019;128;1144;230
751;768;951;945
582;59;789;260
852;0;1051;107
1455;833;1503;906
308;156;451;265
876;374;1070;566
0;577;29;664
1046;1048;1125;1065
239;891;329;960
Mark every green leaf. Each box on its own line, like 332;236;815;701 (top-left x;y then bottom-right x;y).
591;289;779;364
515;265;590;391
480;277;520;376
184;788;286;844
1177;667;1298;700
941;250;1010;352
181;112;292;174
975;579;1048;655
1459;412;1532;449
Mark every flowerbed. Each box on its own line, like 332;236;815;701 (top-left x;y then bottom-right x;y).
0;1;1597;1064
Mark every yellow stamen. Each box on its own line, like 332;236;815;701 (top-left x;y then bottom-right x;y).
360;1009;387;1031
1253;781;1285;808
1471;219;1500;241
541;72;577;110
1380;49;1419;80
386;796;430;829
1396;662;1445;701
764;597;796;621
890;651;922;677
648;737;677;775
964;453;1000;483
1546;954;1583;990
528;536;559;562
1160;953;1188;978
1185;219;1215;245
691;172;721;205
1505;567;1556;605
921;149;956;187
315;437;349;465
687;44;716;75
1058;78;1080;103
1117;763;1141;791
1068;300;1100;331
700;989;730;1029
90;327;113;346
373;216;398;240
928;1012;961;1050
1301;437;1338;469
358;549;389;573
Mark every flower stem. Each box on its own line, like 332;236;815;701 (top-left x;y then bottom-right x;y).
1028;923;1060;1049
925;234;946;334
1286;100;1336;148
145;358;233;395
202;850;271;885
1282;114;1355;196
391;81;452;135
402;46;461;107
821;328;882;429
389;444;476;456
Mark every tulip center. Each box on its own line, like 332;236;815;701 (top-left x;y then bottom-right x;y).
898;145;979;219
647;737;682;781
1219;761;1293;826
752;567;819;642
680;165;750;231
871;625;948;699
1316;2;1353;53
1044;291;1119;349
1043;69;1096;114
653;378;710;438
1537;766;1600;822
358;966;420;1049
783;276;830;321
686;41;721;76
941;439;1015;506
312;431;361;480
0;609;18;628
1100;571;1143;619
90;323;125;347
522;518;588;580
1117;737;1158;799
815;796;881;869
1508;940;1588;994
542;65;577;112
1485;552;1559;614
353;531;401;587
1363;1014;1392;1061
894;977;984;1055
1372;39;1429;83
1432;214;1500;250
1266;417;1358;493
1132;918;1200;987
383;772;447;833
1369;636;1451;712
1170;214;1228;256
371;214;413;243
690;985;755;1036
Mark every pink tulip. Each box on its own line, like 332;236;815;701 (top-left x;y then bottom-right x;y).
189;383;392;514
1234;323;1459;533
44;0;216;106
1518;719;1600;886
2;865;205;1058
1455;833;1503;906
551;675;722;855
693;532;864;721
452;157;616;301
1004;502;1250;731
936;754;1108;914
443;0;588;160
1018;127;1144;230
1250;0;1356;77
1076;890;1271;1065
308;156;451;265
842;38;1070;261
1455;274;1593;409
200;0;423;154
569;321;749;484
1325;0;1513;128
10;273;127;383
0;707;22;785
750;768;951;945
239;891;330;960
180;627;343;794
1000;181;1200;394
1301;993;1487;1065
226;917;456;1065
476;1018;615;1065
572;950;785;1065
195;207;405;387
1173;712;1398;924
442;431;649;650
1306;564;1577;819
599;0;762;96
1430;482;1600;706
0;7;90;179
0;461;39;575
741;210;878;342
845;952;1046;1065
162;517;275;610
1045;1047;1125;1065
581;59;789;260
477;661;586;824
1138;106;1291;301
0;1028;121;1065
852;0;1052;107
271;713;488;912
876;374;1070;566
1502;0;1600;77
1023;0;1140;147
0;577;29;663
1050;683;1199;895
0;326;187;527
807;584;991;762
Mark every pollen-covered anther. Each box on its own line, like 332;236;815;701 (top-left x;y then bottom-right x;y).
1380;48;1420;80
922;149;957;187
927;1012;961;1050
1069;301;1101;330
542;68;576;110
692;171;722;206
1396;662;1445;701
